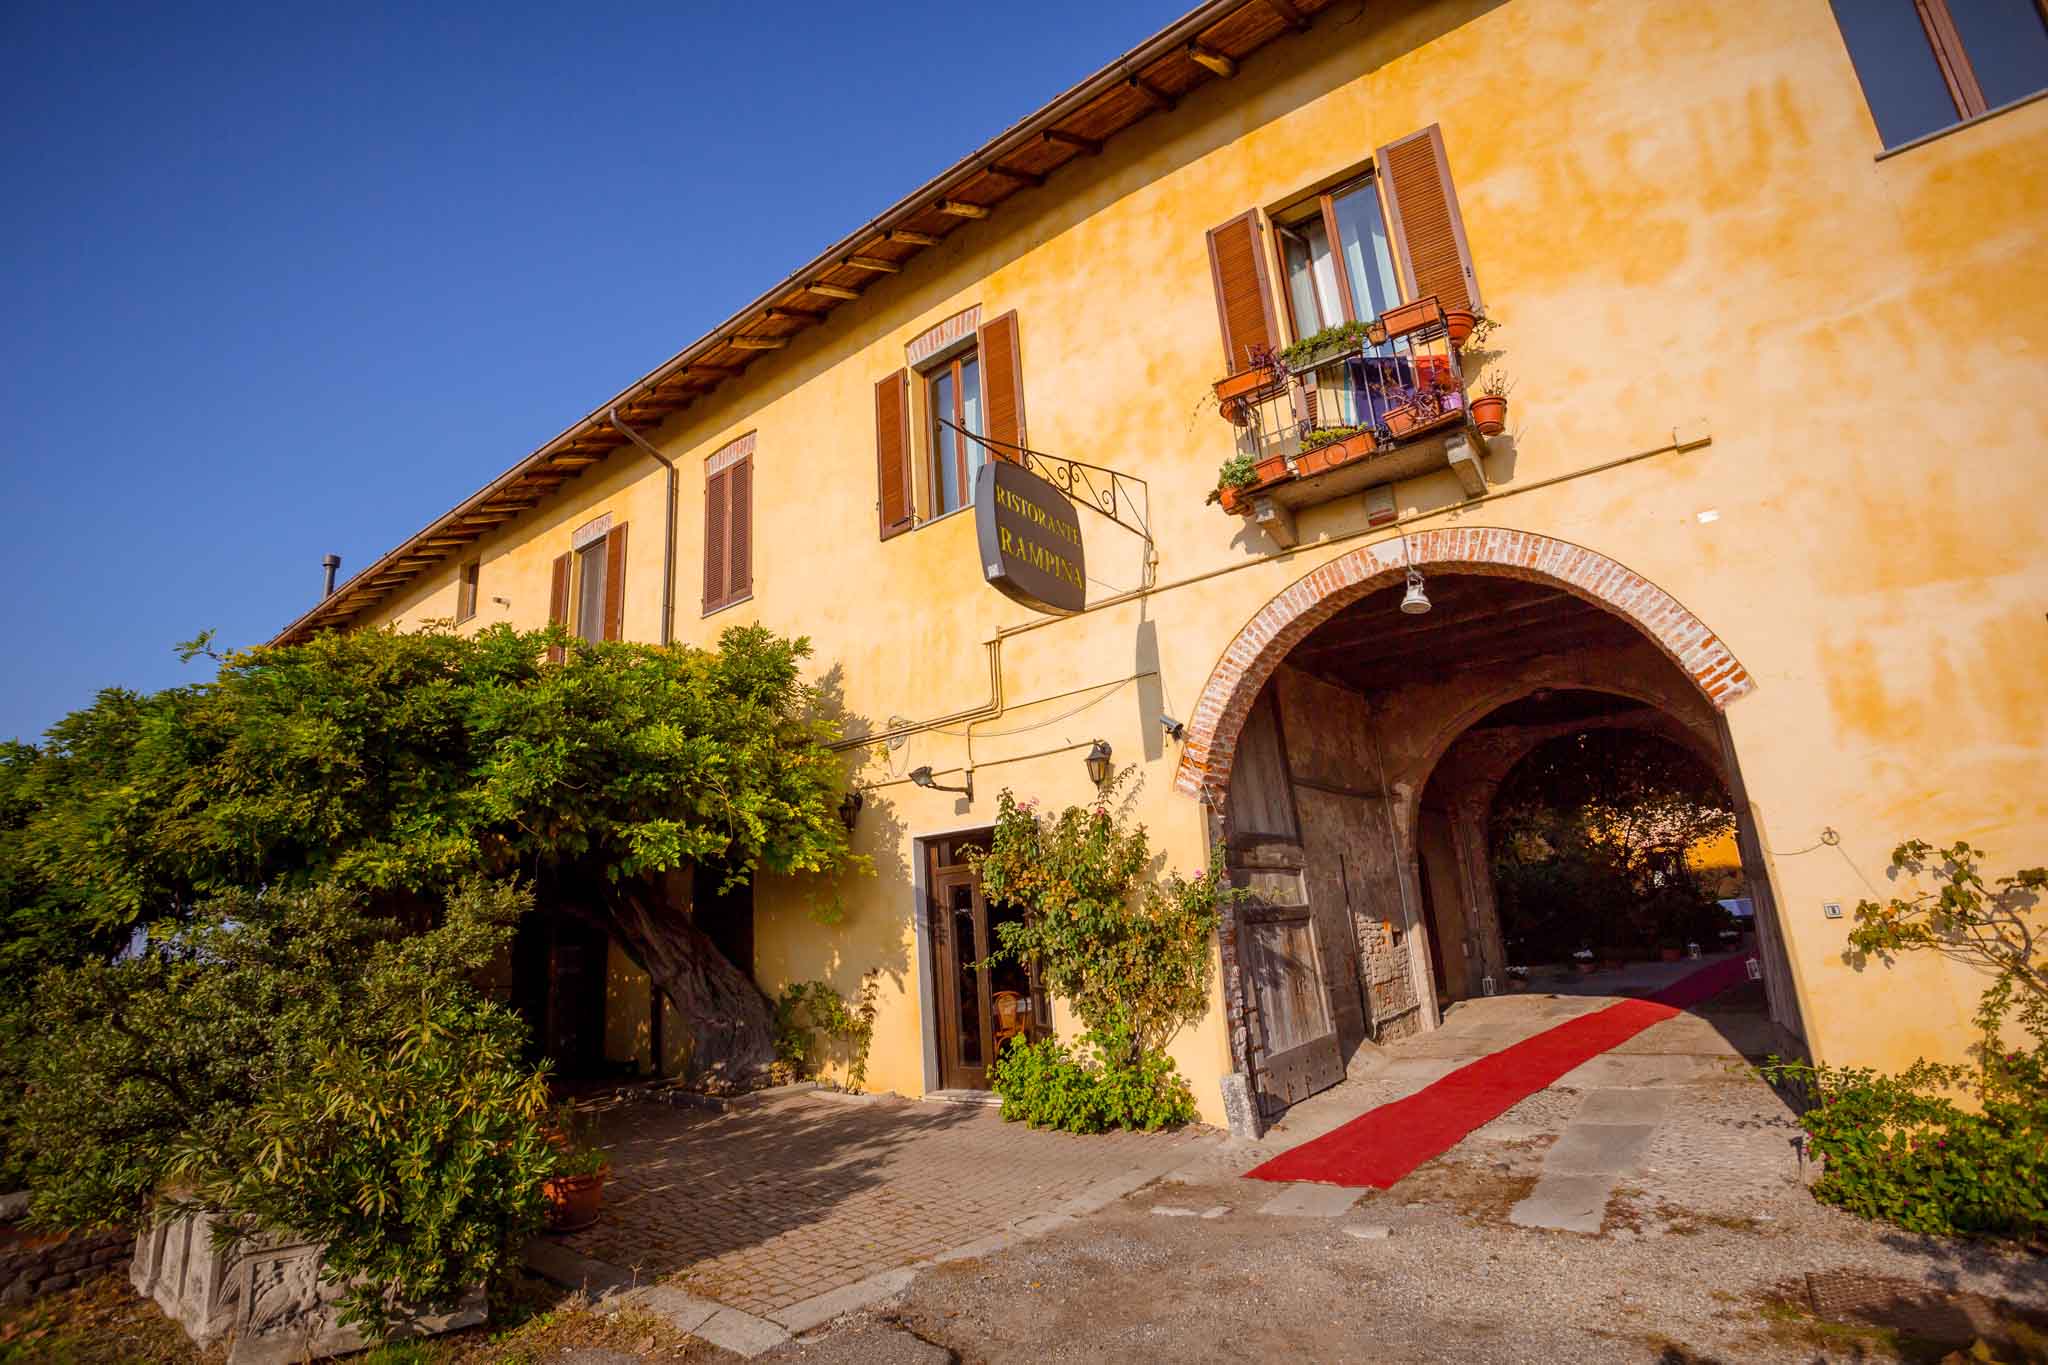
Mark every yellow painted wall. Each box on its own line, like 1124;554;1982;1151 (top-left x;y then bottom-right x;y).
358;0;2048;1122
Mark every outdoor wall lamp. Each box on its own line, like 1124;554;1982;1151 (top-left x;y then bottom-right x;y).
1084;740;1114;792
909;766;973;802
837;788;864;832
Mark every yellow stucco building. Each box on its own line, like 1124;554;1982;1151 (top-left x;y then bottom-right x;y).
275;0;2048;1131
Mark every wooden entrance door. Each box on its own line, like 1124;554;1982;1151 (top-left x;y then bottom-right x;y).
1242;901;1345;1114
930;867;1048;1091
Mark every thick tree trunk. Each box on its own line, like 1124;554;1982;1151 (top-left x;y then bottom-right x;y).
566;868;775;1082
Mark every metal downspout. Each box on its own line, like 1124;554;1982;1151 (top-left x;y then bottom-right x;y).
607;408;677;646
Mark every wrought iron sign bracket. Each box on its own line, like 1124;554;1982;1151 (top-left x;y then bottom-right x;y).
939;417;1152;550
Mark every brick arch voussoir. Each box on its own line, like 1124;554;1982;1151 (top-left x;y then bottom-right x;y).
1173;529;1754;802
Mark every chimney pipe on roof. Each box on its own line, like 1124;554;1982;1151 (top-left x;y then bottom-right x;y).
321;554;341;599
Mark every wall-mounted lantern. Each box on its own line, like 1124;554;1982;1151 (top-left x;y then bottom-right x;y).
838;788;864;832
1084;740;1114;792
910;766;974;802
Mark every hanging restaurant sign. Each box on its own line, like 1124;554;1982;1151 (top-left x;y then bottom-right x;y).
974;459;1086;616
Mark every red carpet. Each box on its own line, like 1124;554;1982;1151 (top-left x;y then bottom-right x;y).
1245;953;1753;1189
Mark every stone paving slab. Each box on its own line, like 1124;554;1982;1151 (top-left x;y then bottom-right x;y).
1576;1087;1677;1124
1544;1122;1657;1175
1509;1171;1614;1232
1257;1182;1365;1217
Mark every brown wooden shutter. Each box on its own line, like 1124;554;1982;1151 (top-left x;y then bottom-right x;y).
1205;210;1279;375
546;552;571;663
875;370;913;539
703;468;729;612
1376;124;1481;315
601;522;628;641
726;459;751;601
978;311;1026;461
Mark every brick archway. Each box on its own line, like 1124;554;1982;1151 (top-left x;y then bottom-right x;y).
1173;528;1754;801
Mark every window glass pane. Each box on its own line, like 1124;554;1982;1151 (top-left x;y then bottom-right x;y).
1303;216;1342;327
1281;230;1327;335
575;541;605;642
1330;181;1402;322
1948;0;2048;109
931;368;960;514
959;355;985;489
1830;0;1962;145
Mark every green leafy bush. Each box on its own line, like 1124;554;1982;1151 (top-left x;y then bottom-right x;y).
1215;452;1258;492
990;1030;1197;1134
7;880;558;1334
1764;840;2046;1242
771;973;879;1088
174;1001;555;1335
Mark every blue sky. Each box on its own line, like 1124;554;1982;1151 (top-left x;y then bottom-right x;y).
0;0;1188;744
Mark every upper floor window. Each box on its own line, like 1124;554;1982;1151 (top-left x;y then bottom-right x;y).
574;538;607;642
1832;0;2048;149
456;560;480;624
1276;175;1402;338
703;434;753;614
928;349;984;517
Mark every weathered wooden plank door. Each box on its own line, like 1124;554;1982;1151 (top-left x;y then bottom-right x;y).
1243;902;1343;1114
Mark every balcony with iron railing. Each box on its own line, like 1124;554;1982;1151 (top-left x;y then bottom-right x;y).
1209;297;1493;545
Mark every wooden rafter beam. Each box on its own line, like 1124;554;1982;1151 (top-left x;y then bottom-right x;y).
937;199;991;219
984;162;1044;188
1263;0;1309;31
887;228;941;246
843;255;901;273
1127;75;1176;113
805;280;862;299
1043;128;1102;155
1187;42;1237;77
729;334;789;350
766;305;826;322
681;363;739;380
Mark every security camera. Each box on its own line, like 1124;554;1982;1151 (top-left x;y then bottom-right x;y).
1160;714;1186;741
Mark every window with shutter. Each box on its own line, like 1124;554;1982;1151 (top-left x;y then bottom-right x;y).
703;437;753;614
926;349;983;518
1205;210;1280;375
546;552;571;663
1376;124;1481;316
875;371;913;539
1830;0;2048;148
602;522;628;641
978;311;1025;462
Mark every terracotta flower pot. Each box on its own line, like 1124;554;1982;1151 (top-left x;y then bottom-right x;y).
1213;367;1277;426
544;1169;609;1233
1377;297;1444;341
1296;430;1376;477
1471;394;1507;436
1217;483;1247;515
1443;308;1477;346
1253;453;1292;487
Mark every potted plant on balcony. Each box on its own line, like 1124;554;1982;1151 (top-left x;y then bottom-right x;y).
1377;296;1444;342
1212;344;1281;426
1382;372;1464;440
1212;452;1259;514
1278;320;1373;374
1295;424;1376;477
1470;373;1512;436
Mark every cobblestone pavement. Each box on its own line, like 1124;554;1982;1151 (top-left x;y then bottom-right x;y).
556;1091;1214;1320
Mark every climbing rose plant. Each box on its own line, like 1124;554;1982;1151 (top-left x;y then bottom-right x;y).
970;777;1238;1133
1764;840;2046;1241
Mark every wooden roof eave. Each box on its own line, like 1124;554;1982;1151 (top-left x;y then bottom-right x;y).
269;0;1326;645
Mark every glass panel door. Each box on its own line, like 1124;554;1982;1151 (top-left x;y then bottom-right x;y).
929;857;1048;1090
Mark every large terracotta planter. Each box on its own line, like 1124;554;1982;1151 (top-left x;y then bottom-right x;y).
1443;308;1477;346
544;1169;609;1233
1295;430;1376;478
1385;394;1463;440
1213;367;1278;426
1378;297;1444;341
1471;394;1508;436
1217;483;1248;515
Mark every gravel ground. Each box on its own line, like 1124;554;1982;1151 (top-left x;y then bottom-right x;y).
758;984;2046;1364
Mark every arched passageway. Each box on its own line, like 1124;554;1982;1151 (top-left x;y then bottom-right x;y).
1191;534;1800;1124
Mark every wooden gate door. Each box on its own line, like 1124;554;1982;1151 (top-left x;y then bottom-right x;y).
1243;902;1344;1115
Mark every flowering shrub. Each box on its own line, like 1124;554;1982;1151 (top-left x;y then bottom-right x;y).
1764;840;2045;1241
990;1028;1197;1134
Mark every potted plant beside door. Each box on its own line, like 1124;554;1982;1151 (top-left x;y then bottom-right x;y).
542;1107;611;1234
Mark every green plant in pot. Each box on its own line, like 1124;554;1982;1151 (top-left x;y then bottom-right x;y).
1212;452;1259;512
542;1106;611;1234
